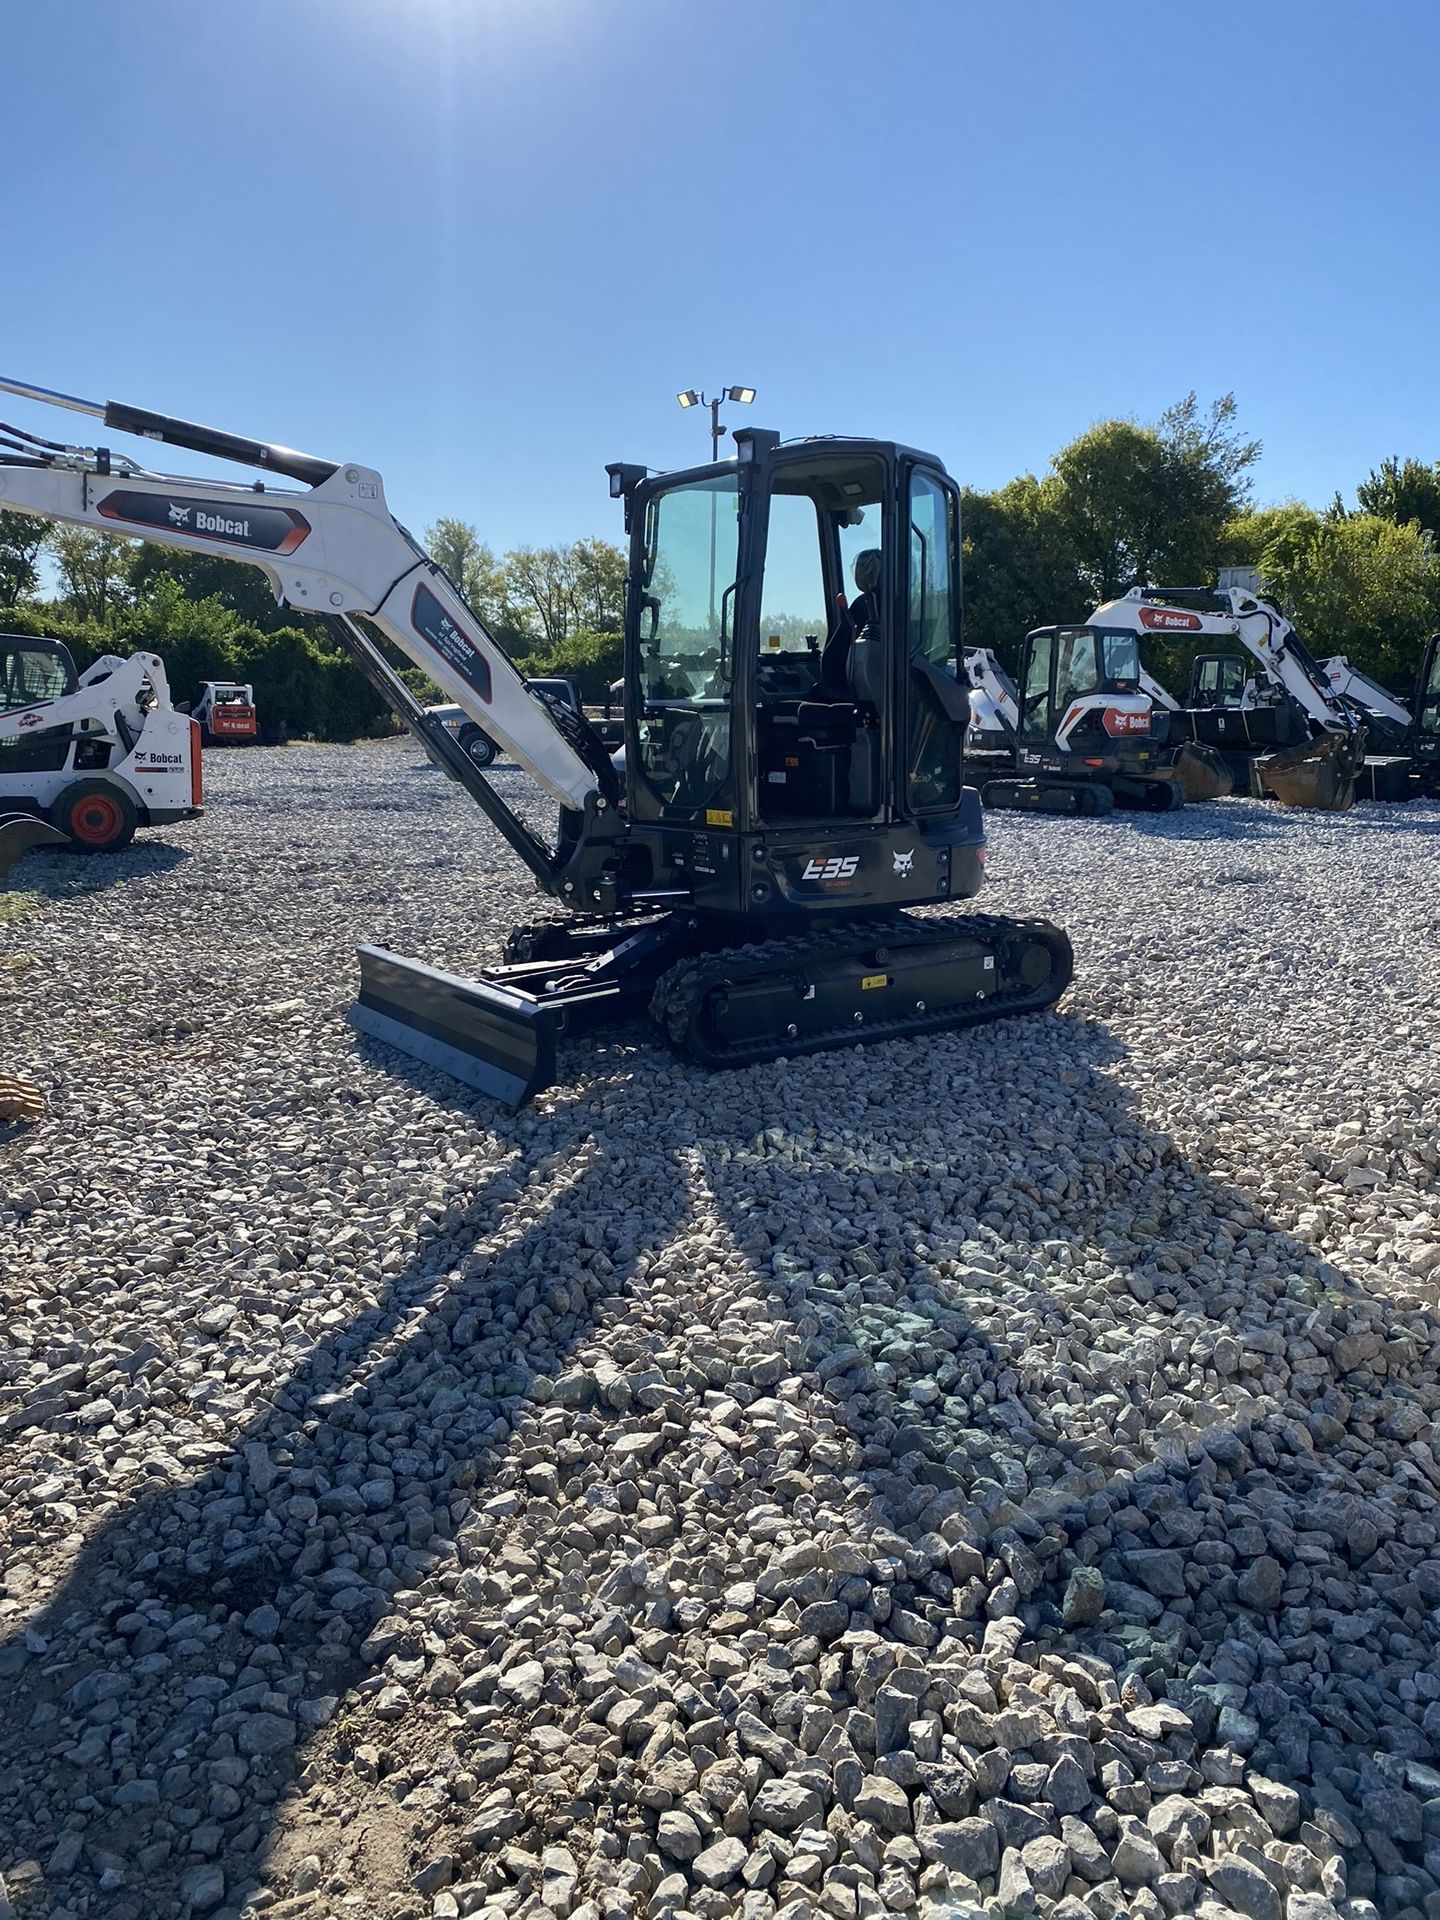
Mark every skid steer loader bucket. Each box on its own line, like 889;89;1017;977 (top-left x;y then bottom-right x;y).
0;813;67;879
1251;733;1361;812
351;947;560;1108
1170;743;1234;803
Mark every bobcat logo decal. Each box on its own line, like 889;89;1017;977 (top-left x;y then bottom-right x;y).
892;848;914;876
168;503;192;527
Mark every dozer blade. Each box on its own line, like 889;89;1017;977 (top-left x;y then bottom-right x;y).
350;946;559;1108
0;812;66;880
1170;743;1234;804
1251;733;1359;812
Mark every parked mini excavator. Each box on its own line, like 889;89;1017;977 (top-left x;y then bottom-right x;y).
963;629;1231;814
0;632;202;849
0;376;1073;1105
1319;645;1440;796
1087;586;1375;811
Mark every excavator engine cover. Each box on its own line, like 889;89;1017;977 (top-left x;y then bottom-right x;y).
1250;733;1361;812
1170;743;1234;804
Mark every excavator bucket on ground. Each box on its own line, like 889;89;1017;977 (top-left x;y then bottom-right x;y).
1170;743;1234;803
1251;734;1362;811
0;812;67;877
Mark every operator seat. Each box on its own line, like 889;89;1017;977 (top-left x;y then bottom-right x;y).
820;548;883;697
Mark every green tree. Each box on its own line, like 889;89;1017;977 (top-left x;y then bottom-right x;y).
1219;502;1323;573
1258;513;1440;685
960;475;1085;667
0;511;52;607
119;574;243;707
515;628;623;702
423;519;520;638
503;538;628;651
49;528;136;627
1354;456;1440;534
1050;393;1259;603
127;543;297;632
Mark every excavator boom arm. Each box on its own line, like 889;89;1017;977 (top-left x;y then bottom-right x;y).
0;379;603;823
1088;586;1358;736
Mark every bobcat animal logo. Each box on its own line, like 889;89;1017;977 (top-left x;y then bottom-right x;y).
893;847;914;875
168;503;191;527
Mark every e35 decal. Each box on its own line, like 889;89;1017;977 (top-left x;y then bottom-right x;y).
801;854;859;882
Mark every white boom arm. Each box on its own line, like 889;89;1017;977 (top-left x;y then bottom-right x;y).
0;378;601;816
1088;586;1360;736
1321;656;1413;729
962;647;1020;738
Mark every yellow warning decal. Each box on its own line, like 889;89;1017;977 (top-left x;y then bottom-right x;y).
861;973;889;990
705;808;733;827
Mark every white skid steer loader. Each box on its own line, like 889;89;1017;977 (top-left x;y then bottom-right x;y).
0;633;201;851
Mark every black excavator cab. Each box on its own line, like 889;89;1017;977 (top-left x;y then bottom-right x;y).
357;432;1072;1104
605;430;982;917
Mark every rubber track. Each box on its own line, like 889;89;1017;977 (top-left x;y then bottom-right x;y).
649;912;1074;1069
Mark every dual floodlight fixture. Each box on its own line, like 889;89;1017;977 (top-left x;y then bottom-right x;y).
676;385;755;409
677;383;757;459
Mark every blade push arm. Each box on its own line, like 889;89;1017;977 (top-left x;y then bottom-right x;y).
0;378;603;817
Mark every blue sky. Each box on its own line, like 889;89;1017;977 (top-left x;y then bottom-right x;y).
4;0;1436;554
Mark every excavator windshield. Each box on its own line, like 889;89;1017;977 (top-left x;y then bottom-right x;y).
631;474;740;815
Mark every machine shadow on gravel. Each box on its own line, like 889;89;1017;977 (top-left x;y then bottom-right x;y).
2;843;191;897
1;1012;1436;1913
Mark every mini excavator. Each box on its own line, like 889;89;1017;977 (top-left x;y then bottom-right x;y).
0;377;1072;1104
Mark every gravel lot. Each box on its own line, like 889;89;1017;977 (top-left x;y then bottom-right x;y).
3;739;1440;1920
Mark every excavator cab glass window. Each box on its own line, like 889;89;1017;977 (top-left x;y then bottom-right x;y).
631;475;740;818
753;454;888;823
1190;654;1251;709
1055;628;1101;704
1021;630;1056;739
1099;633;1141;687
906;470;964;810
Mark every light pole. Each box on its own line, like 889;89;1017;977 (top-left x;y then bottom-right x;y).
677;384;756;462
677;386;755;631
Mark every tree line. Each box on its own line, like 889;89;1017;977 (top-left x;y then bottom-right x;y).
962;395;1440;692
2;397;1438;736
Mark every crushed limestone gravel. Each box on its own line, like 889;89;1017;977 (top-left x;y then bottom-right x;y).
1;737;1439;1920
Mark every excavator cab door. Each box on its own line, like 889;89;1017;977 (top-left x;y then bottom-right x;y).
1018;625;1108;745
1415;634;1440;770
